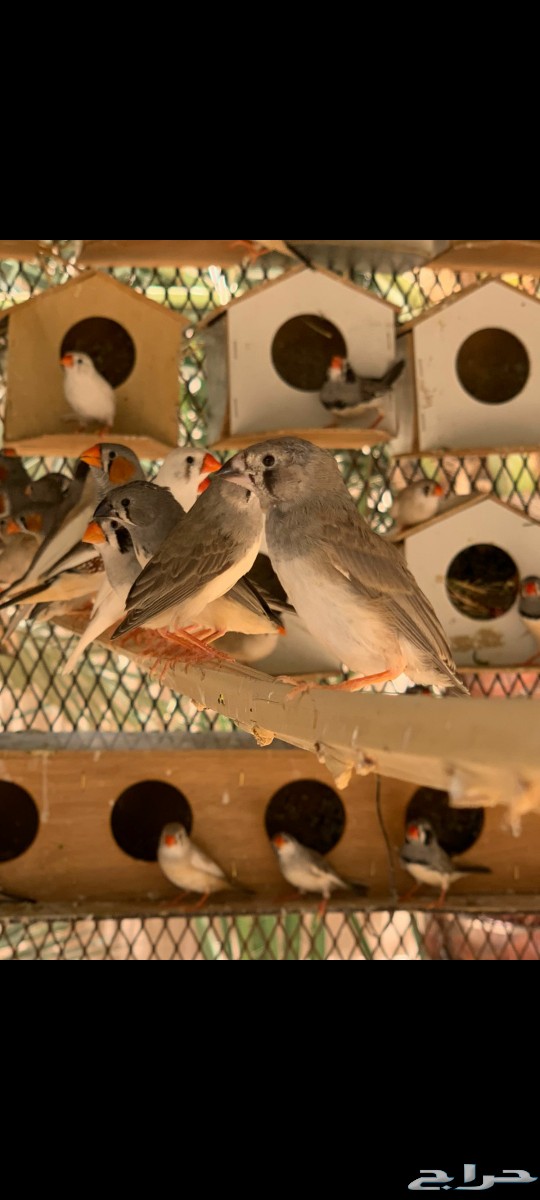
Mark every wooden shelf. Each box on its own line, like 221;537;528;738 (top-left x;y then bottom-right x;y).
395;445;540;461
4;432;175;461
211;427;390;452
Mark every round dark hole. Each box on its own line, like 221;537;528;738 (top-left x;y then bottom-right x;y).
61;317;136;388
265;779;345;855
111;780;193;863
406;788;484;857
456;328;529;405
0;782;39;862
271;314;347;392
446;543;519;621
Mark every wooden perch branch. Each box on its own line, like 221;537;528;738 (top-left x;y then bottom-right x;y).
57;616;540;814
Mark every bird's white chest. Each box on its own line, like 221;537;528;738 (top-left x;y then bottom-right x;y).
405;861;462;890
395;492;439;527
64;370;115;423
520;614;540;652
272;555;397;675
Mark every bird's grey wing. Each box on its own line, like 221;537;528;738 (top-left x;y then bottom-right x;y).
300;847;347;888
320;499;465;690
400;841;455;874
17;473;97;587
229;577;284;630
115;489;246;638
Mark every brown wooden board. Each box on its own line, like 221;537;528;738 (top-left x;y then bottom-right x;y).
0;748;538;905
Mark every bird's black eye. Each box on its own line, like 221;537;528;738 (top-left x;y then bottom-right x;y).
423;484;431;496
121;498;130;511
263;454;276;468
109;451;116;461
186;456;195;466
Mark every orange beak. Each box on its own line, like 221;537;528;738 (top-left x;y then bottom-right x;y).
198;478;211;495
201;452;221;475
525;582;538;597
80;444;103;469
407;824;420;840
61;353;75;368
434;484;444;497
272;834;286;849
83;521;106;545
6;518;20;535
165;835;176;847
2;448;17;458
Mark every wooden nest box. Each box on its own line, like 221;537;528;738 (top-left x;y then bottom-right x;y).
189;265;401;451
0;271;188;459
287;240;450;272
1;746;539;910
401;495;540;668
396;279;540;455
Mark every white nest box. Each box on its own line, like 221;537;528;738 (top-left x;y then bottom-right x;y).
401;279;540;453
287;241;449;272
192;265;399;450
402;495;540;667
0;271;188;459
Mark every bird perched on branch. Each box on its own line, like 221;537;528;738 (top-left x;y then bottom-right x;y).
320;356;404;423
158;823;250;907
111;472;266;652
391;480;444;531
216;438;469;696
61;351;116;431
399;819;491;907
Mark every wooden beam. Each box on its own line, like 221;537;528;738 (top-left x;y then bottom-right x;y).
0;241;41;261
211;427;389;452
77;240;288;268
56;616;540;814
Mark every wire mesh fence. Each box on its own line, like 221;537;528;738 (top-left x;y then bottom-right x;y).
2;906;540;960
1;242;540;742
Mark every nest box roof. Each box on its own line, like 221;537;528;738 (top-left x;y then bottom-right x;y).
190;265;400;335
0;270;189;331
397;493;540;541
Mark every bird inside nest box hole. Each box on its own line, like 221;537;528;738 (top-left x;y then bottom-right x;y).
2;271;187;457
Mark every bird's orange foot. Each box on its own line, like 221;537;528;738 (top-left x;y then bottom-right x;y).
428;889;448;911
398;883;422;904
277;671;396;700
161;891;190;911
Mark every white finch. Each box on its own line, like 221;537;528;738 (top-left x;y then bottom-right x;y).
158;823;248;905
154;448;221;511
61;351;116;429
399;819;491;907
217;438;469;696
271;832;367;912
392;480;444;530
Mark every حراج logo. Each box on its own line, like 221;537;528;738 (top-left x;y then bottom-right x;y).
409;1168;538;1192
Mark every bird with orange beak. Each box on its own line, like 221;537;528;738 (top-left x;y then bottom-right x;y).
79;442;145;500
391;480;445;532
157;823;250;908
271;832;368;918
60;350;116;430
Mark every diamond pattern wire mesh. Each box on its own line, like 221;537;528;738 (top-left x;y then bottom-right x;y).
1;908;540;960
2;242;540;741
